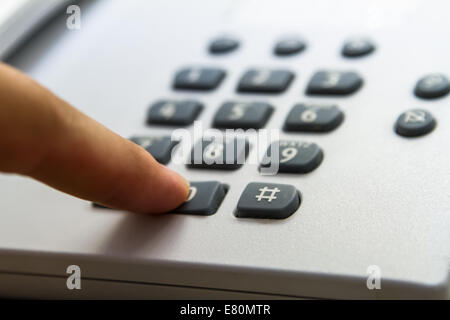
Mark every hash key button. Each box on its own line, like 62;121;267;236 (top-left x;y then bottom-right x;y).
306;70;363;95
172;181;227;216
284;104;344;132
237;69;294;93
173;67;226;91
260;141;323;174
130;136;179;165
235;182;301;219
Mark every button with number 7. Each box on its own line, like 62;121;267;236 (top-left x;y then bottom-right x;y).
260;141;323;174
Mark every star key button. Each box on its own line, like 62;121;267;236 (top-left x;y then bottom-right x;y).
260;141;324;174
284;103;344;132
235;182;301;219
306;70;363;96
237;69;294;94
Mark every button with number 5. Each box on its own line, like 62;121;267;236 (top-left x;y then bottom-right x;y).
260;140;323;174
213;102;273;129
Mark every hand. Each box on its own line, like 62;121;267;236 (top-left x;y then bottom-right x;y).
0;63;189;213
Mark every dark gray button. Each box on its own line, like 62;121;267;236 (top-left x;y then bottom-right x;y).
92;203;112;209
172;181;227;216
188;138;249;170
306;71;363;95
173;68;226;91
130;136;179;165
237;69;294;93
342;39;375;57
260;141;323;174
147;100;202;126
209;37;239;54
235;182;301;219
213;102;274;129
274;38;306;56
414;74;450;99
284;104;344;132
395;109;436;137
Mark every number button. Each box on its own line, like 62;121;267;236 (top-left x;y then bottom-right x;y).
130;136;179;165
284;104;344;132
172;181;227;216
235;182;301;219
213;102;274;129
147;100;203;126
306;71;363;95
260;141;324;174
237;69;294;93
414;74;450;99
173;67;226;91
188;138;249;170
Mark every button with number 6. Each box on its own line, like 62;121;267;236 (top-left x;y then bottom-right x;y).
284;104;344;132
260;140;324;174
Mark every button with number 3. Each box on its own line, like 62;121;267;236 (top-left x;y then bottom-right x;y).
260;140;324;173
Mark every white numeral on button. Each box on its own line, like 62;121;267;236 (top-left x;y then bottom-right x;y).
301;109;317;122
280;147;298;163
160;103;176;118
322;72;340;87
229;104;246;120
186;187;197;202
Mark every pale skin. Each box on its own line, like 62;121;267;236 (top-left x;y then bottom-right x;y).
0;62;190;213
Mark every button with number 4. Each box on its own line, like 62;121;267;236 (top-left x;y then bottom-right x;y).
147;100;203;126
213;102;274;129
284;104;344;132
260;141;323;174
235;182;301;219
